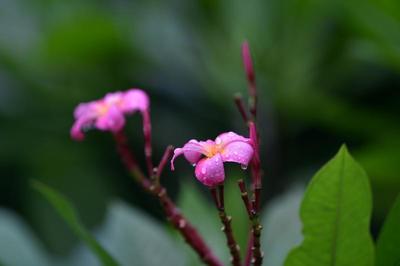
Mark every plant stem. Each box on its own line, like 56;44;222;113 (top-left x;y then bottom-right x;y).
237;179;264;266
141;109;153;176
244;232;254;266
241;41;257;119
210;186;242;266
234;93;249;123
113;131;223;266
240;40;264;266
155;145;174;181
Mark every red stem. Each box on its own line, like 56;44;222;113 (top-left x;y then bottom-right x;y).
113;131;223;266
141;109;153;176
234;93;249;123
241;41;257;119
210;186;242;266
239;41;264;266
156;145;174;180
244;232;254;266
238;179;252;217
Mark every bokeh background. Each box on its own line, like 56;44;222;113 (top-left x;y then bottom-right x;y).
0;0;399;264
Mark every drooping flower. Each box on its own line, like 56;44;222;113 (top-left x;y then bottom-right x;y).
70;89;149;140
171;132;254;187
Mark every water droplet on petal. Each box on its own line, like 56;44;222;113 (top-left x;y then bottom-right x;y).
241;164;248;170
192;163;196;167
201;167;207;174
215;137;222;145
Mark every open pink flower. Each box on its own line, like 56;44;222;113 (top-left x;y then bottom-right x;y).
171;132;254;187
71;89;149;140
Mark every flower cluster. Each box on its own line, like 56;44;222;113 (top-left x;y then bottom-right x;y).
70;89;149;140
171;132;254;187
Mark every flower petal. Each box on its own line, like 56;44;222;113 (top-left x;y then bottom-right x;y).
70;118;86;141
120;89;149;113
70;104;99;140
194;154;225;187
73;102;97;119
221;141;254;166
215;131;249;148
170;139;210;170
95;105;125;132
103;91;124;106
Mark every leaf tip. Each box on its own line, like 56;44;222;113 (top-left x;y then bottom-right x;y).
30;179;45;192
339;143;349;153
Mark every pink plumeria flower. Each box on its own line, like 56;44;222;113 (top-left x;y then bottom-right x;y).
71;89;149;140
171;132;254;187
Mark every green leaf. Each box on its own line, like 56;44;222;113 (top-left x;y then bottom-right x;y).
32;180;119;266
0;208;51;266
64;201;187;266
376;195;400;266
284;145;374;266
97;201;186;266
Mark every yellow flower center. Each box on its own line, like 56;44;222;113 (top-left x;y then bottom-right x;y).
204;143;223;158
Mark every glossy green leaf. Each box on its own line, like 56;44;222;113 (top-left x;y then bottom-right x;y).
284;145;374;266
376;195;400;266
32;180;119;266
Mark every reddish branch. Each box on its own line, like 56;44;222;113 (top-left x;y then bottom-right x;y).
210;186;242;266
236;41;264;266
113;131;223;266
234;93;249;123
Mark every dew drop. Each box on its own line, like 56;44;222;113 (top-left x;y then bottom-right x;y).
241;164;248;170
178;219;187;228
201;167;207;174
192;163;196;167
215;137;222;145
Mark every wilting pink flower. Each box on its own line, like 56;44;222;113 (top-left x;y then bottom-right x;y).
171;132;254;187
71;89;149;140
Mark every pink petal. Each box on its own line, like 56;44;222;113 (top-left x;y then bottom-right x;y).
221;141;254;166
215;131;249;147
70;106;99;140
120;89;149;113
194;154;225;187
70;119;86;141
73;102;96;119
95;105;125;132
104;91;124;105
170;140;209;170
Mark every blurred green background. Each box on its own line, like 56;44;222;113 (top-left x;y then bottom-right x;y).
0;0;399;261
